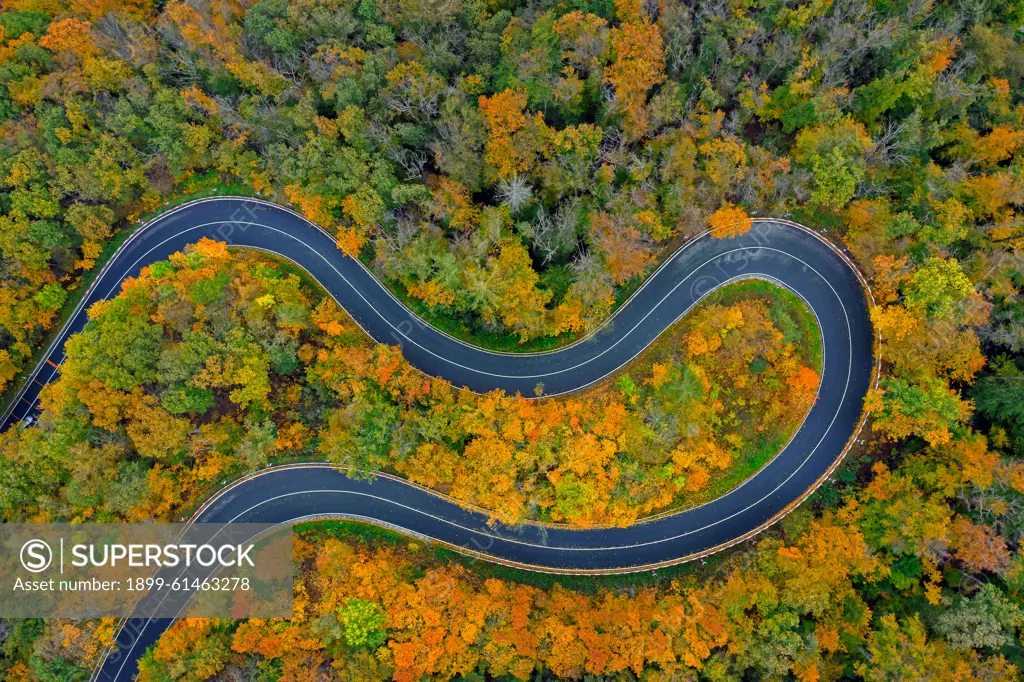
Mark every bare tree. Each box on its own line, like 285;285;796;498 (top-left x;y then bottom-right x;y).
496;175;534;215
866;118;913;168
522;201;579;265
934;56;985;106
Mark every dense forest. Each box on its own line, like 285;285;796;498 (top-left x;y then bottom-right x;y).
0;0;1022;679
122;518;1022;682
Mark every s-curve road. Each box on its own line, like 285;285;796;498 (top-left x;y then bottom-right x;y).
0;198;875;680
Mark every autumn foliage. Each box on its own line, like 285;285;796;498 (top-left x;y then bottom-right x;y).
0;247;819;529
135;513;1018;682
708;202;754;238
1;0;1024;678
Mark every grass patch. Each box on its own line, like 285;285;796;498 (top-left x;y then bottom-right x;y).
295;519;409;547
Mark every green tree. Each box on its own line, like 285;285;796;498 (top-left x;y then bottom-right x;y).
65;297;163;391
809;147;862;210
935;583;1024;651
339;597;388;650
32;283;66;311
972;356;1024;454
905;258;974;320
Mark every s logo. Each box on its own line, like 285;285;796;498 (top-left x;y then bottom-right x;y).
20;539;52;573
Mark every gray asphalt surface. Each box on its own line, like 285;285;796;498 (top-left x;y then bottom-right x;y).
0;198;873;681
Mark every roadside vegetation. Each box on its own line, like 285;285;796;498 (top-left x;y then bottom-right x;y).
0;243;820;527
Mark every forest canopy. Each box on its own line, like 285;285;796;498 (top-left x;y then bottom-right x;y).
0;0;1023;679
123;519;1023;682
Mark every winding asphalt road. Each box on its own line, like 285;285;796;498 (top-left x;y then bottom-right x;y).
0;197;875;680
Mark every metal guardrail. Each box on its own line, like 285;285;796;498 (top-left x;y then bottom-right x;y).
42;199;883;678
